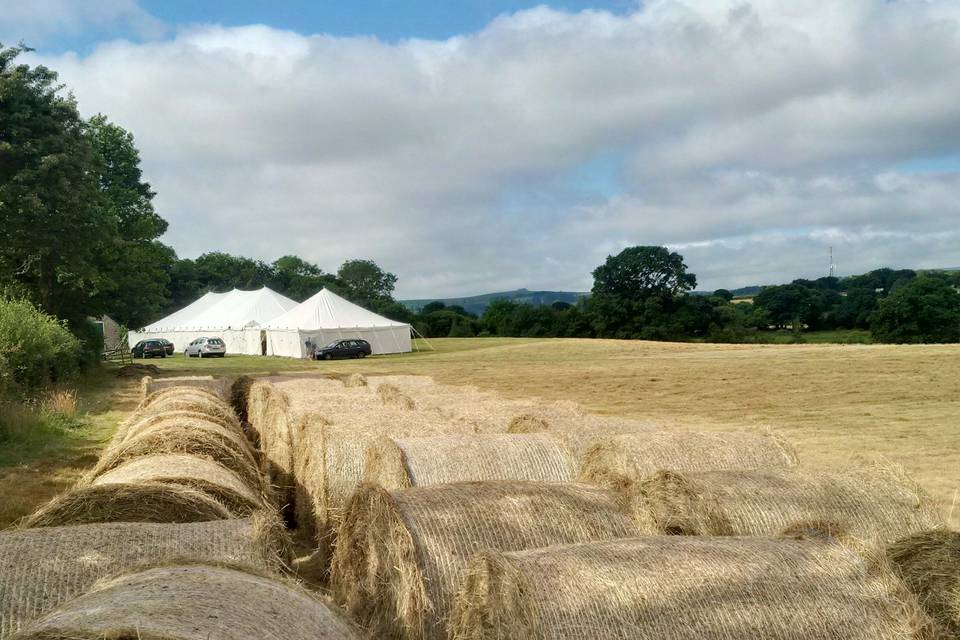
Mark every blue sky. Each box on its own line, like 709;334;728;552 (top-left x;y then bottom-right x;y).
5;1;960;297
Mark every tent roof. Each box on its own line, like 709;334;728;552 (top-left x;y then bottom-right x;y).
142;288;297;331
265;288;409;330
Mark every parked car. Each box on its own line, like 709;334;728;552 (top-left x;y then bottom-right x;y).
132;339;167;359
185;337;227;358
313;339;372;360
157;338;175;355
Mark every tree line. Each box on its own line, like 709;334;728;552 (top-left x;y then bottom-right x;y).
410;249;960;344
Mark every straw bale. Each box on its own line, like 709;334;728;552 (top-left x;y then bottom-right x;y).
10;564;362;640
449;536;926;640
246;380;297;503
330;481;642;640
506;414;549;434
887;529;960;637
579;430;798;487
141;375;233;401
91;454;264;516
291;404;484;556
630;467;941;551
363;434;576;489
122;390;238;438
343;373;367;388
378;383;416;409
116;409;242;446
88;416;261;489
0;516;284;640
21;484;232;528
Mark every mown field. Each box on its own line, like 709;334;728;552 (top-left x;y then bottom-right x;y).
3;337;958;528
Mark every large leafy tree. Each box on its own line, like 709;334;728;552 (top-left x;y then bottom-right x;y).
269;255;339;302
337;259;398;306
86;114;175;328
0;44;109;322
871;274;960;343
589;246;697;338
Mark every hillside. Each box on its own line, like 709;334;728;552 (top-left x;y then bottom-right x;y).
401;288;587;315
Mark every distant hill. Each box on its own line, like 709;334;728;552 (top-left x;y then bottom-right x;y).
691;285;763;298
401;288;588;315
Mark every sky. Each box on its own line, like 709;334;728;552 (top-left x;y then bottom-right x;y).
4;1;960;298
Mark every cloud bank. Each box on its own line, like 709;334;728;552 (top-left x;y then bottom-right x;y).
31;0;960;296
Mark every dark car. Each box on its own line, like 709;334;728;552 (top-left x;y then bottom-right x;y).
314;339;372;360
157;338;175;355
132;339;167;358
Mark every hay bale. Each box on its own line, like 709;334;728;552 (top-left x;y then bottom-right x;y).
10;564;362;640
579;430;798;487
378;383;415;409
343;373;367;388
449;536;926;640
887;529;960;637
21;484;232;527
87;416;261;489
139;387;237;423
142;375;233;401
0;516;284;640
116;408;242;445
505;413;550;434
628;467;942;550
364;434;576;489
330;481;643;640
246;380;298;504
91;454;264;516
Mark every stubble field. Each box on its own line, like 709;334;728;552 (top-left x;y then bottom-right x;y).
4;337;958;528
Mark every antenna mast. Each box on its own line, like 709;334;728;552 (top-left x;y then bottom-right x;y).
828;246;837;278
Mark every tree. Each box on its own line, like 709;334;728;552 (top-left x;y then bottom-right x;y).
592;246;697;299
85;115;174;328
270;255;337;301
0;44;110;323
589;246;697;338
420;301;446;315
871;274;960;343
337;259;397;306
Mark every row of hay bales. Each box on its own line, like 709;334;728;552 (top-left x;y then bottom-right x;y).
247;373;959;639
1;379;361;639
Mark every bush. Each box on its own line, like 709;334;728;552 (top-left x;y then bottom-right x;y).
0;298;84;396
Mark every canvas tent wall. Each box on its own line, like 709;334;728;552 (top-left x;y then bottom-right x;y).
128;288;298;354
264;288;411;357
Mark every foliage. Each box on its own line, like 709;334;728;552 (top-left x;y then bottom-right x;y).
337;259;398;307
592;246;697;299
0;297;83;396
871;274;960;343
0;44;110;323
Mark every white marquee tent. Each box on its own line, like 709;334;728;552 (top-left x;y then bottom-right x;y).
128;287;298;355
264;288;412;358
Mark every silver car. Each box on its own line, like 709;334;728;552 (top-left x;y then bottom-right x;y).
184;337;227;358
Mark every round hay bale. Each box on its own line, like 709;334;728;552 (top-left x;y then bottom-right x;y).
449;536;927;640
245;380;297;505
143;375;233;401
363;433;576;489
505;414;549;434
10;564;362;640
343;373;367;388
116;409;242;445
629;467;942;550
88;416;261;489
330;481;643;640
887;529;960;637
0;515;285;639
140;386;236;417
91;454;264;516
21;483;232;527
579;430;799;487
377;383;415;409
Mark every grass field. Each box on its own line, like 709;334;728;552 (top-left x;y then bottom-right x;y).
3;337;958;528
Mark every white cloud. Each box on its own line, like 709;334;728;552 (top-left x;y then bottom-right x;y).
0;0;165;46
28;0;960;296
